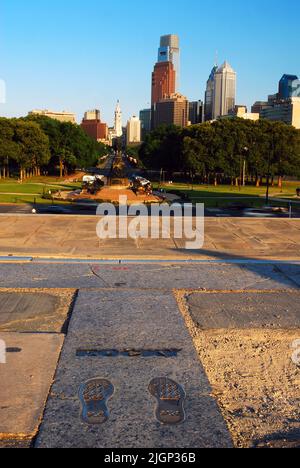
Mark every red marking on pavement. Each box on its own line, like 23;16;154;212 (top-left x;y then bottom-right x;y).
110;267;129;271
92;266;129;271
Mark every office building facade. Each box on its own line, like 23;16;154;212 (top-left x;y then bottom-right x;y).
127;116;141;145
158;35;180;90
29;109;76;123
212;62;236;119
81;109;108;142
189;100;204;125
260;97;300;129
154;93;189;129
279;75;300;99
139;109;151;138
151;61;176;106
204;65;218;121
251;101;270;114
221;105;259;121
84;109;101;121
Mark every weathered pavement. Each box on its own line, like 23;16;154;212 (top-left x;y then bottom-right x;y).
182;289;300;448
0;289;75;445
0;215;300;260
35;290;232;448
0;333;64;439
0;261;299;448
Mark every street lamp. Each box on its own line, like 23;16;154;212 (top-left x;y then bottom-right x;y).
243;147;248;187
266;131;274;206
239;147;248;191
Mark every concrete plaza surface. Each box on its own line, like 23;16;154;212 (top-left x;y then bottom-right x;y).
0;216;299;448
0;289;75;446
0;333;64;439
0;215;299;260
35;290;232;448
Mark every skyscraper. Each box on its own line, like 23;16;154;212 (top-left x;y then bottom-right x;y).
189;100;204;125
154;93;189;129
151;61;176;106
212;62;236;119
127;116;141;145
114;100;123;137
204;65;218;121
139;109;152;138
157;35;180;90
279;74;300;99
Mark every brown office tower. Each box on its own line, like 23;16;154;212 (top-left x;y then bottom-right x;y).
81;109;108;142
151;62;176;106
153;93;189;128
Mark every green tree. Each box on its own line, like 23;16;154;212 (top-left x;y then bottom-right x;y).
0;118;20;178
14;120;50;180
26;115;107;176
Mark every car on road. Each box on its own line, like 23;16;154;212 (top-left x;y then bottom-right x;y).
243;206;289;217
36;205;73;215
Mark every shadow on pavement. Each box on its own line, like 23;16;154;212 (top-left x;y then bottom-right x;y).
253;428;300;448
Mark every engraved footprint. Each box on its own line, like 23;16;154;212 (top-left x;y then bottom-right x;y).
79;378;114;425
149;377;186;425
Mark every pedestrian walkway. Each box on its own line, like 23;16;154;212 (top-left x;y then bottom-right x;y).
0;215;300;260
0;261;300;448
35;289;233;448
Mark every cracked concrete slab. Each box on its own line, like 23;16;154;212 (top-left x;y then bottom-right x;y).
0;263;298;290
0;333;64;440
186;291;300;329
0;289;76;333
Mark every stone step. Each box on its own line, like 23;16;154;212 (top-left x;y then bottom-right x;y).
35;290;233;448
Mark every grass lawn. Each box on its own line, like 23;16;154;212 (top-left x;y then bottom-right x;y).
0;177;82;204
1;177;299;208
0;194;72;205
154;181;300;208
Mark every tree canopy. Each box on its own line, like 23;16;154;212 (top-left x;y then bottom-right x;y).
0;116;108;179
139;119;300;184
25;115;107;176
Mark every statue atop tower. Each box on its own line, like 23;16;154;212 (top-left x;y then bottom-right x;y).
114;100;123;137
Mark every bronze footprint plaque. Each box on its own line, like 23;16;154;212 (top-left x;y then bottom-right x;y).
78;378;114;425
149;377;186;425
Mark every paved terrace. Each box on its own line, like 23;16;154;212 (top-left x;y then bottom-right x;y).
0;216;299;448
0;215;299;260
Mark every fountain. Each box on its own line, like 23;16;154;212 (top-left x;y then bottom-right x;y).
108;151;129;189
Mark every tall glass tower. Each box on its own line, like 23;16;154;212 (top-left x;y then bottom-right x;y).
279;75;300;99
204;65;218;121
158;35;180;91
212;61;237;119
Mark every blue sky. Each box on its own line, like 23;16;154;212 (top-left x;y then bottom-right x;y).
1;0;300;125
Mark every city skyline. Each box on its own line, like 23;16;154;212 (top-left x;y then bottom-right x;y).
1;0;300;125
